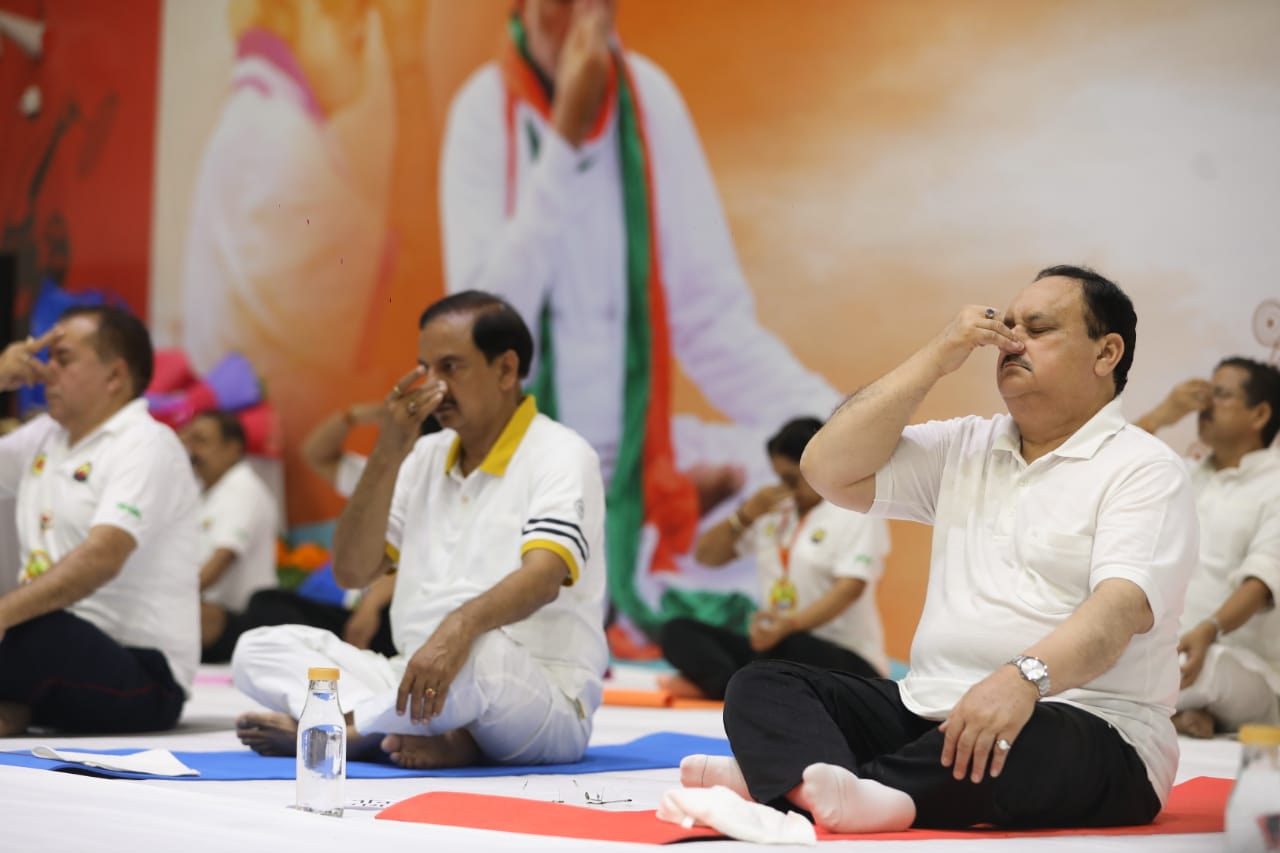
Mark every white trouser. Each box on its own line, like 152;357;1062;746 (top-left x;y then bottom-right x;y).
231;625;592;764
1177;644;1280;729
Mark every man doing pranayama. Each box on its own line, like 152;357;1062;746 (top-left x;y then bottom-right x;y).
231;291;608;769
682;266;1198;833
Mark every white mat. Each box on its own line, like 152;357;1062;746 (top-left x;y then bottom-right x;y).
2;664;1235;852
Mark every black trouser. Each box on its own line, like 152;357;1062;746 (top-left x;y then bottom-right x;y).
660;617;881;700
723;660;1161;829
203;588;396;663
0;611;185;733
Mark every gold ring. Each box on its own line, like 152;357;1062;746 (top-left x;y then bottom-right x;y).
389;387;402;399
424;687;436;698
995;738;1012;752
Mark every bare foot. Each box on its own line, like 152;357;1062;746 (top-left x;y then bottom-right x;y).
380;729;480;769
1173;709;1215;739
235;711;299;756
0;701;32;737
680;754;750;798
657;673;709;700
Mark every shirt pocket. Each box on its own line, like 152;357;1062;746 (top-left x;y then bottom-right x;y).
1014;527;1094;615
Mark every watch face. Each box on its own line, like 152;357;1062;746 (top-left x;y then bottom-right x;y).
1022;658;1047;681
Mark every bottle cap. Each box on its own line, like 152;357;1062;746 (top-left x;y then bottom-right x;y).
308;667;340;681
1238;724;1280;746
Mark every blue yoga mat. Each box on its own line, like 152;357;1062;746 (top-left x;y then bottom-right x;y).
0;732;731;781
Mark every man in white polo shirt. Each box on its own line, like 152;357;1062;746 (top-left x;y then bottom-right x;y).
182;410;279;663
0;306;201;735
232;291;607;768
1137;357;1280;737
684;266;1197;833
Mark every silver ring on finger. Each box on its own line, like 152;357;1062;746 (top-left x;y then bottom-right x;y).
995;738;1012;752
407;401;417;414
984;307;996;320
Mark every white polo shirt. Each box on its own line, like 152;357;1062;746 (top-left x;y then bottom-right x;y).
1182;448;1280;693
386;396;608;715
198;458;279;612
739;500;889;675
869;397;1197;806
0;399;202;694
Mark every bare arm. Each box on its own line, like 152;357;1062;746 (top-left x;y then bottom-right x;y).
802;306;1023;512
332;366;443;589
342;569;396;649
396;547;571;723
301;403;380;487
198;548;237;592
788;577;867;634
374;1;434;302
0;525;135;633
1134;379;1210;434
693;484;790;566
941;578;1152;784
1178;576;1273;688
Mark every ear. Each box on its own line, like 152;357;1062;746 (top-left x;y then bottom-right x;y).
495;349;521;392
1093;332;1124;380
1249;400;1272;436
106;357;131;397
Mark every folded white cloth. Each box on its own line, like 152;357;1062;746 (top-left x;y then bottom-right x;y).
31;746;200;777
657;785;816;845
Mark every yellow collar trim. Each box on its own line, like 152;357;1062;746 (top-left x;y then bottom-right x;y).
445;395;538;477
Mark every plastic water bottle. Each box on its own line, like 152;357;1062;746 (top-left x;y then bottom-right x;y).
296;667;346;817
1225;724;1280;852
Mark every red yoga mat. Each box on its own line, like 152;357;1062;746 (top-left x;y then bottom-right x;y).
376;775;1229;844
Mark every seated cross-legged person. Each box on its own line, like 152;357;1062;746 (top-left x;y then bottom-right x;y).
0;308;201;735
231;291;607;768
659;417;889;700
682;267;1197;834
182;411;280;663
1137;359;1280;737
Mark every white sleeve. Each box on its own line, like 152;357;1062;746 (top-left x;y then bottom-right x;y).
439;67;592;330
1227;497;1280;607
334;452;368;500
869;418;965;525
0;417;54;498
831;515;888;582
204;488;256;557
520;439;606;585
1089;458;1198;623
636;57;840;427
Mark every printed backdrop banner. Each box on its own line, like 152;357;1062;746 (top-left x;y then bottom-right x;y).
2;0;1276;656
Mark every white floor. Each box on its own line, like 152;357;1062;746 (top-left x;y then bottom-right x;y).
3;664;1238;852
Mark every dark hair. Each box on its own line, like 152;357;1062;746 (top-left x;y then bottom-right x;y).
1034;265;1136;396
418;291;533;380
195;410;247;451
766;417;824;463
59;304;154;398
1217;356;1280;446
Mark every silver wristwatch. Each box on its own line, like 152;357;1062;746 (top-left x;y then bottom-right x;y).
1008;655;1050;698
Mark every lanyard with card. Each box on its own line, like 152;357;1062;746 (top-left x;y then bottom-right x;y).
769;509;810;611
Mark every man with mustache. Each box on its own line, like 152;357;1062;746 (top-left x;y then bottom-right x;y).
231;291;607;768
1137;357;1280;738
0;308;201;736
682;266;1198;833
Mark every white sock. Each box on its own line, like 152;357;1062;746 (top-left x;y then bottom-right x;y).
679;754;751;799
794;762;916;833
